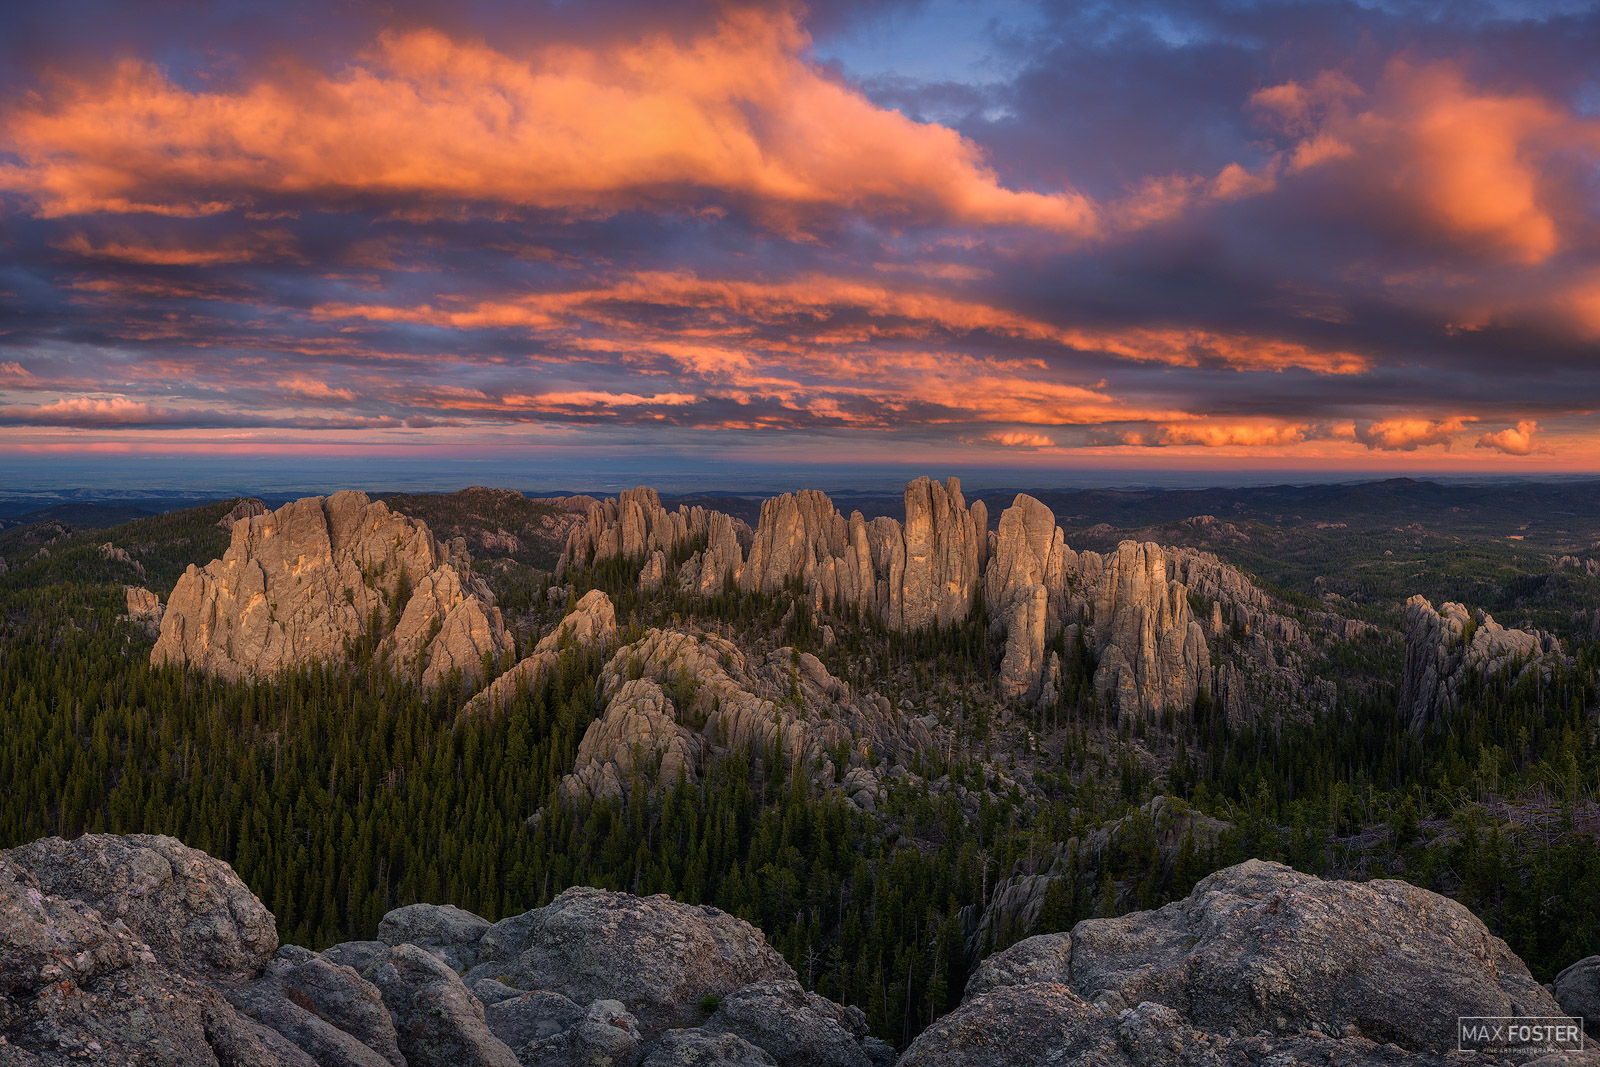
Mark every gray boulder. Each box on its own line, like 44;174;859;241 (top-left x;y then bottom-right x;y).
377;902;491;972
6;833;277;982
225;979;393;1067
361;943;520;1067
703;980;873;1067
0;848;307;1066
643;1029;777;1066
322;940;392;974
465;886;794;1038
900;983;1495;1066
1554;956;1600;1037
269;950;404;1066
939;859;1580;1065
485;988;585;1049
514;998;644;1066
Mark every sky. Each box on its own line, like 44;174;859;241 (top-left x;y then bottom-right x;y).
1;0;1599;481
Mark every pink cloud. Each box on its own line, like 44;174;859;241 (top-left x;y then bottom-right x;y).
1475;420;1538;455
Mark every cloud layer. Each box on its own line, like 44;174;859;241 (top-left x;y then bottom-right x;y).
2;0;1598;468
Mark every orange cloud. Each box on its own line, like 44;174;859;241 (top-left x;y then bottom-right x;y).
1476;420;1538;455
1354;415;1475;451
1100;420;1320;448
1258;60;1599;265
56;229;298;266
281;377;357;402
0;9;1096;236
2;395;161;424
972;431;1054;448
503;391;698;410
317;271;1369;375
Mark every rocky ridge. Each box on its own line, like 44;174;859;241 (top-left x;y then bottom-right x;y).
558;479;1340;721
461;590;618;718
1400;595;1564;729
558;487;753;583
152;491;513;691
560;627;934;802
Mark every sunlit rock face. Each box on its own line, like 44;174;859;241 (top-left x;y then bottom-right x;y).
557;477;1348;721
152;491;512;690
558;487;749;574
981;493;1208;717
1400;595;1563;730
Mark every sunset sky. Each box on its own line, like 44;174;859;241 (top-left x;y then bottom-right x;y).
2;0;1598;476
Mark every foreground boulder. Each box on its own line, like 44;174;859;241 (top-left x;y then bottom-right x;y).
6;833;278;983
0;832;885;1066
153;491;513;691
1555;956;1600;1037
5;834;1586;1066
912;859;1584;1066
0;834;303;1065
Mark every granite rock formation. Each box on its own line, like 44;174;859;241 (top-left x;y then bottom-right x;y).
0;832;890;1067
739;477;983;632
1554;955;1600;1038
1400;596;1563;729
560;628;933;802
152;491;512;691
981;494;1213;717
910;859;1582;1066
559;487;752;578
4;832;1590;1066
217;497;269;530
461;590;618;717
122;584;164;634
0;833;299;1065
560;479;1347;722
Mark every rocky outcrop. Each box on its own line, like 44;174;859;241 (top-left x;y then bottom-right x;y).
461;590;618;718
422;885;887;1064
0;833;301;1065
97;541;144;578
122;584;164;634
740;477;983;632
217;497;269;530
560;628;932;802
913;859;1577;1066
1555;956;1600;1038
680;510;747;596
903;984;1493;1066
981;494;1210;717
984;495;1064;701
703;979;891;1067
1078;540;1210;717
152;491;512;691
0;832;886;1067
1400;596;1563;729
977;493;1349;720
558;479;1340;721
559;487;751;579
